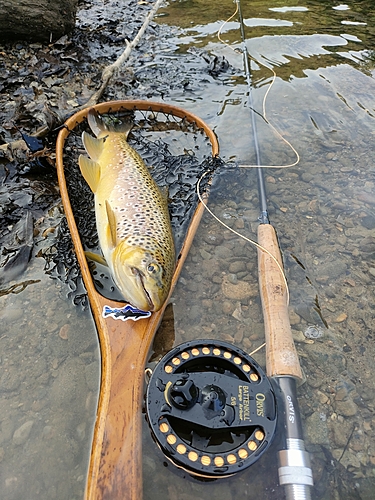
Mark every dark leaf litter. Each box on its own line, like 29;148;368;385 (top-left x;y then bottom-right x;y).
0;0;231;300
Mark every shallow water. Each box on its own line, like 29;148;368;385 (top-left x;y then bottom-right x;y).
145;1;375;499
1;0;375;499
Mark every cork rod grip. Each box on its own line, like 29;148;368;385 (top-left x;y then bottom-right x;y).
257;224;302;380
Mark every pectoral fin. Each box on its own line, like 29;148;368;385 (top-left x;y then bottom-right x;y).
78;155;101;193
105;200;117;249
82;131;106;161
84;251;108;266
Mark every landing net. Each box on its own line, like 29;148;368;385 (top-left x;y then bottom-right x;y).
48;100;221;307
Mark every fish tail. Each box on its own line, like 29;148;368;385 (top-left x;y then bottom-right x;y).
87;108;108;138
87;108;133;139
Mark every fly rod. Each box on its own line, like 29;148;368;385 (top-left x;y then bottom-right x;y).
236;0;314;498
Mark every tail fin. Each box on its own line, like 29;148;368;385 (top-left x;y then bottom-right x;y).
87;108;108;138
87;108;133;139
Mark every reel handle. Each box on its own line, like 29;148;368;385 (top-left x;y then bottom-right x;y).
257;223;302;380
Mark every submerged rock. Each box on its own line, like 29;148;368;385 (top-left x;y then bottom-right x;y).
221;275;258;301
13;420;34;446
305;411;329;445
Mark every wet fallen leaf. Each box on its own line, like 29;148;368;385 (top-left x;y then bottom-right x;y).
308;199;319;212
42;227;56;238
266;175;276;183
334;312;348;323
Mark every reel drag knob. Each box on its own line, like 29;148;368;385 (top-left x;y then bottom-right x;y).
169;378;198;410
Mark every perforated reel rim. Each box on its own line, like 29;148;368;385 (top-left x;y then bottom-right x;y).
146;339;277;478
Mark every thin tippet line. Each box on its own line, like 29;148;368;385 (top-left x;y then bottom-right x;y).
218;2;300;170
196;171;290;306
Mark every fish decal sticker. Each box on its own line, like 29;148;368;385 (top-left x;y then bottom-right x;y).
102;304;152;322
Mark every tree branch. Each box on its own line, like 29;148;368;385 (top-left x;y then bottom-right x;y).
83;0;165;108
3;0;165;153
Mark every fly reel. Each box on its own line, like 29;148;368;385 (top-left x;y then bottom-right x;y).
146;340;277;478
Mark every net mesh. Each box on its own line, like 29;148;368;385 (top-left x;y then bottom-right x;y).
46;106;222;307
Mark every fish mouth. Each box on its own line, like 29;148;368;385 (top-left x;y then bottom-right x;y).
132;267;154;311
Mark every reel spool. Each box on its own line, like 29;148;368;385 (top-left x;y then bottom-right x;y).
146;340;277;478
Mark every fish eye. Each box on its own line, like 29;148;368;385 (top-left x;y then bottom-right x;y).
147;263;160;274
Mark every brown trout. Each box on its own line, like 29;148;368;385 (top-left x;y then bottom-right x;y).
78;108;175;312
